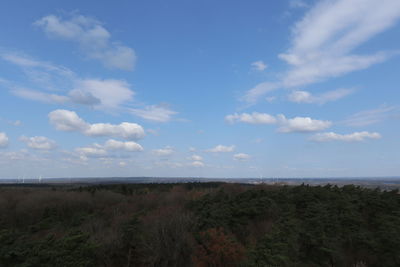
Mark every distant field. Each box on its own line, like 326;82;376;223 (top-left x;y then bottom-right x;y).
1;182;399;266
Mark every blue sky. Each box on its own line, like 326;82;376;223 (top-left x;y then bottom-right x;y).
1;0;400;179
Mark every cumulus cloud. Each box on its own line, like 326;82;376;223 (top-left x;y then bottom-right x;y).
75;146;107;158
103;139;143;152
277;114;332;133
190;161;204;167
48;109;88;132
152;146;174;156
233;153;251;161
74;79;134;110
48;109;145;140
225;112;277;125
251;60;267;71
68;89;100;105
35;14;136;70
206;145;235;153
288;88;353;104
75;139;143;159
244;0;400;102
189;154;203;161
11;78;134;110
0;132;9;148
129;104;178;122
310;131;381;142
225;112;331;133
3;53;175;121
20;136;57;150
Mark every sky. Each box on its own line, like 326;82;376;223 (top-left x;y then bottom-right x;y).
0;0;400;179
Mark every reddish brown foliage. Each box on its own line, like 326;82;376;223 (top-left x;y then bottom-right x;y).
193;228;245;267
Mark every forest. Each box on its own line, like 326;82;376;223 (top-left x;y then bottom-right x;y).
0;182;399;267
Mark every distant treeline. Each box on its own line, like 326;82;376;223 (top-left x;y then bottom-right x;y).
0;183;399;266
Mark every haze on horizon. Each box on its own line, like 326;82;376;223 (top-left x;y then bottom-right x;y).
1;0;400;179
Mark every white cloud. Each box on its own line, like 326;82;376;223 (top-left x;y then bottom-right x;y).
310;131;381;142
206;145;235;153
251;60;267;71
277;114;332;133
129;104;178;122
225;112;332;133
104;139;143;152
74;79;134;110
288;88;353;104
85;123;145;140
289;0;308;9
2;53;136;110
265;96;276;103
280;0;400;87
189;154;203;161
152;146;174;156
244;0;400;102
48;109;88;132
342;105;398;127
225;112;277;125
190;161;204;167
233;153;251;161
74;139;143;159
75;146;107;158
35;14;136;70
1;53;75;92
0;132;9;148
48;109;145;140
68;89;100;105
20;136;57;150
2;53;174;120
243;82;279;104
10;78;134;111
12;88;69;104
0;53;74;77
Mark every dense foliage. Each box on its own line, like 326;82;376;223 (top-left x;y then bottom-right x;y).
0;183;399;266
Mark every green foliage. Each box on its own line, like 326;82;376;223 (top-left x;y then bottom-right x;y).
0;183;399;266
0;230;97;267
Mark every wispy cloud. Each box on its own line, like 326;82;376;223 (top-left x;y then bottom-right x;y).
288;88;354;104
310;131;381;142
289;0;309;9
251;60;268;71
35;14;136;71
244;0;400;103
342;105;398;127
129;104;178;122
1;52;178;122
